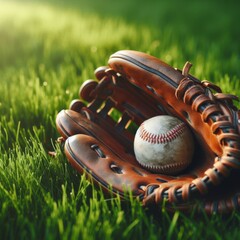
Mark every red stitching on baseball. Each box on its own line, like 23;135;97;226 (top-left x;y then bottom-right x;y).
139;122;186;144
138;160;189;174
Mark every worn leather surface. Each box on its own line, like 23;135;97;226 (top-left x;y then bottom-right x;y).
56;50;240;214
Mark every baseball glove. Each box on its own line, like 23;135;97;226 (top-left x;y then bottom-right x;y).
56;50;240;214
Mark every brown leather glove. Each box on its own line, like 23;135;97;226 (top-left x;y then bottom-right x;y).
56;50;240;214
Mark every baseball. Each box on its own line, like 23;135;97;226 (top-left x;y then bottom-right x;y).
134;115;194;174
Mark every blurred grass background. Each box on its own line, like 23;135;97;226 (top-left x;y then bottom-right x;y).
0;0;240;239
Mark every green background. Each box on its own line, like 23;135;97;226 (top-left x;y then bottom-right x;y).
0;0;240;239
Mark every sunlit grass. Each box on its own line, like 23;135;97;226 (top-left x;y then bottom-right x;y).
0;0;240;239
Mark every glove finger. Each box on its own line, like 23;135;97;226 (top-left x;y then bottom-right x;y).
65;134;175;198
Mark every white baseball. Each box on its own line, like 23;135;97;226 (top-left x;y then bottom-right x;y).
134;115;194;174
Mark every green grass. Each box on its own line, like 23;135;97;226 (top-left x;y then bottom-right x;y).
0;0;240;239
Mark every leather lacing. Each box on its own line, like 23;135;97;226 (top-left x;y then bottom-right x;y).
143;62;240;212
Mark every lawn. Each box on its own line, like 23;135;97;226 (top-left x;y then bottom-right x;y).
0;0;240;239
